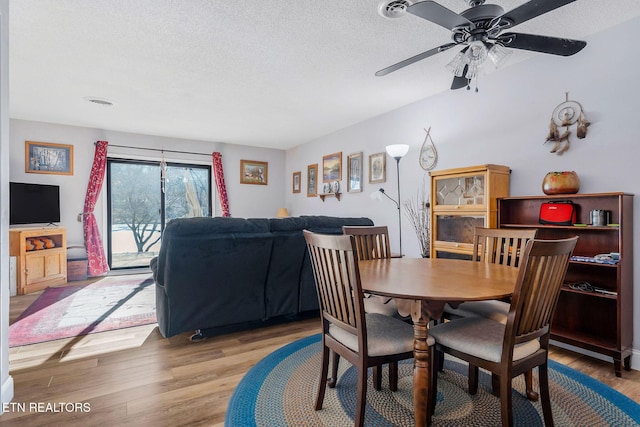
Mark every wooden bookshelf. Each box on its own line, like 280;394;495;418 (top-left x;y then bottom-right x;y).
498;193;633;376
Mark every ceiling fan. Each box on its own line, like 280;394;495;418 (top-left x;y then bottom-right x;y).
376;0;587;90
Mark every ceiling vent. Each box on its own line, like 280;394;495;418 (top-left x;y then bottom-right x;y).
378;0;412;19
84;97;114;107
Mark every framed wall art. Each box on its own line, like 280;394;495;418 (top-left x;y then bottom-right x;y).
369;152;386;184
240;159;268;185
347;152;363;193
307;164;318;197
292;171;301;193
25;141;74;175
322;152;342;182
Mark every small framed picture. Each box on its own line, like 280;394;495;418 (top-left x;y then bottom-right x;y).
307;164;318;197
240;160;268;185
25;141;74;175
369;152;386;184
292;171;301;193
347;152;363;193
322;152;342;182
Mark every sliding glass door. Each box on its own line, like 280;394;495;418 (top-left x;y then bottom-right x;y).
107;159;211;269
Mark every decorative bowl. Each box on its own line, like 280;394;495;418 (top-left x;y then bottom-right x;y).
542;171;580;195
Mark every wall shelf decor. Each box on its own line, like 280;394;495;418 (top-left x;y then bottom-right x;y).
347;152;363;192
322;152;342;182
319;192;341;202
307;164;318;197
25;141;74;175
419;127;437;171
292;171;301;193
240;159;268;185
545;92;590;155
369;152;386;184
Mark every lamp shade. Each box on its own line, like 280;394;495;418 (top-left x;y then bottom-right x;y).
385;144;410;159
370;189;384;201
276;207;289;218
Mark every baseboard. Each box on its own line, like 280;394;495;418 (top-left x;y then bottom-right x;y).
1;374;14;414
551;339;638;372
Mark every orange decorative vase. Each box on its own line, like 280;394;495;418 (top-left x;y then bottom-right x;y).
542;171;580;195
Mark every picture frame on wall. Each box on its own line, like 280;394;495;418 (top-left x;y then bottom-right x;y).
347;152;363;193
307;164;318;197
369;152;386;184
240;159;268;185
322;152;342;182
25;141;74;175
292;171;301;193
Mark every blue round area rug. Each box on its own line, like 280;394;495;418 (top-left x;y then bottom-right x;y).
226;334;640;426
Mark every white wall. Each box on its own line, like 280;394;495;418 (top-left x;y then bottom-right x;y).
286;18;640;366
0;0;12;413
9;120;286;244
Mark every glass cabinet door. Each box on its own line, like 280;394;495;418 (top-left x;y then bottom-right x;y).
433;214;485;258
435;214;485;243
435;174;485;206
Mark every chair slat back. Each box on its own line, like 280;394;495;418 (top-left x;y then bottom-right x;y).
473;227;538;267
304;230;364;336
506;237;578;346
343;226;392;260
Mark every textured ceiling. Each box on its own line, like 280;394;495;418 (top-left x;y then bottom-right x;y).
9;0;640;149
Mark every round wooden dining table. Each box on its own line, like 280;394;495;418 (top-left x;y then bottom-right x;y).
358;257;519;427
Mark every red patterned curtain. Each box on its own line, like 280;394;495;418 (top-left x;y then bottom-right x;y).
212;152;230;217
83;140;110;276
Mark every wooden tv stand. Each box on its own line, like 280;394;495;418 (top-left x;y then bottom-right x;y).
9;226;67;295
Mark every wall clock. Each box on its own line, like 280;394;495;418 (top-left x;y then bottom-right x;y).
419;127;438;171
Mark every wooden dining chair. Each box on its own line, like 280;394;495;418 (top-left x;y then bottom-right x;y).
304;230;425;427
430;236;578;427
342;225;392;260
342;225;410;391
442;227;539;399
445;227;538;321
342;225;399;317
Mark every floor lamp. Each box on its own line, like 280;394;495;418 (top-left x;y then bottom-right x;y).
385;144;410;256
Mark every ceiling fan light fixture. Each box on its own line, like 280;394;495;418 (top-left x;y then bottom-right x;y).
487;43;512;67
465;62;481;79
446;51;467;77
466;41;488;65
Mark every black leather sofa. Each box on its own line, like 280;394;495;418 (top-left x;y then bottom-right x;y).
150;215;373;338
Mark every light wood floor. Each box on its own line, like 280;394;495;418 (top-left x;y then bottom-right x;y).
3;280;640;426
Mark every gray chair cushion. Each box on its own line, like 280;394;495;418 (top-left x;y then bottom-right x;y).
429;317;540;363
363;295;398;317
329;313;432;357
448;300;510;324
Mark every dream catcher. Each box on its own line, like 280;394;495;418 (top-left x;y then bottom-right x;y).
545;93;590;155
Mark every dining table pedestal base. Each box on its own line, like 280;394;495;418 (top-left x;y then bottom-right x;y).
410;300;445;427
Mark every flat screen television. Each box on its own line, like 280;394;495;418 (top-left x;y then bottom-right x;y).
10;182;61;225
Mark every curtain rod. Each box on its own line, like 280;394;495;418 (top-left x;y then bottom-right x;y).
98;142;212;157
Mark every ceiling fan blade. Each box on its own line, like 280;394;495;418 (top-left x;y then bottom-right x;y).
497;33;586;56
451;70;468;90
375;43;456;77
498;0;576;28
407;1;471;31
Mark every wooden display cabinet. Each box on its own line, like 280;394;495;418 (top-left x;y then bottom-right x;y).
9;226;67;295
498;193;633;376
429;164;510;259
